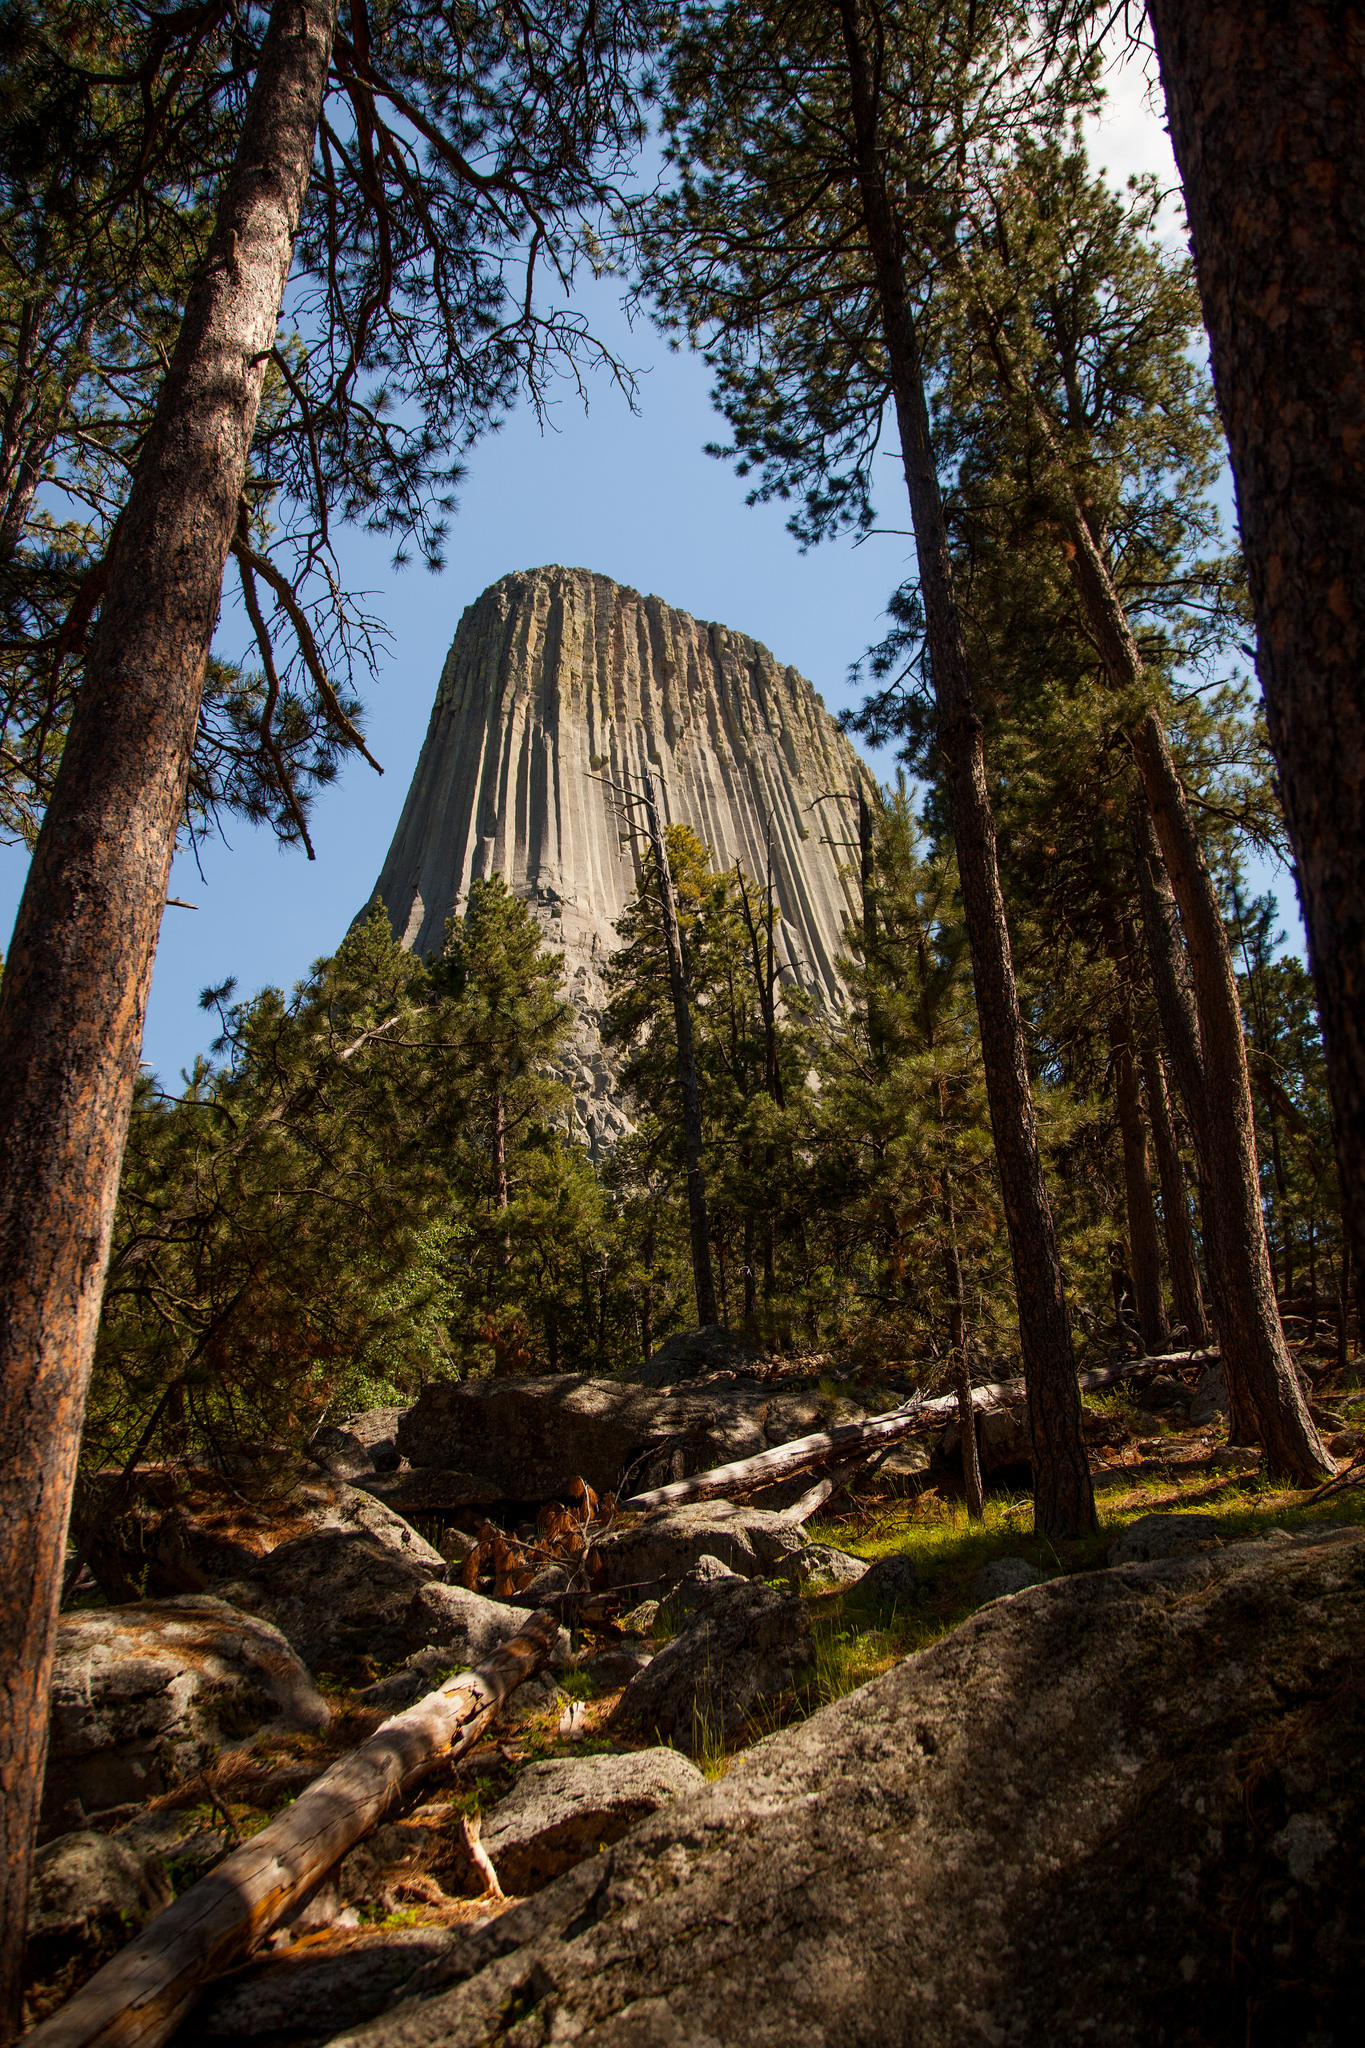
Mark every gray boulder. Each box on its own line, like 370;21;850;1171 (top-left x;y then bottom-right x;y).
324;1527;1365;2048
782;1543;869;1590
856;1551;921;1607
633;1324;767;1387
42;1597;329;1837
307;1424;376;1482
1188;1361;1230;1429
595;1499;805;1593
480;1750;704;1894
350;1470;502;1519
1108;1513;1225;1565
403;1581;570;1668
576;1646;653;1689
341;1403;411;1472
71;1463;441;1605
662;1553;746;1621
27;1830;173;1994
614;1577;814;1750
197;1927;453;2040
971;1557;1043;1602
213;1530;436;1675
395;1376;778;1500
938;1403;1032;1476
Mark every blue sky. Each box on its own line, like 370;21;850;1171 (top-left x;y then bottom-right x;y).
0;45;1300;1081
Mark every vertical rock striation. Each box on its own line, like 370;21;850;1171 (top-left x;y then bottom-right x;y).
367;566;875;1150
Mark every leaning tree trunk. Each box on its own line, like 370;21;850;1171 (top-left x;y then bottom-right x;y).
641;768;718;1325
1108;1004;1170;1355
1064;513;1328;1478
1139;1035;1211;1349
0;1;338;2028
838;0;1093;1536
1146;0;1365;1292
1133;801;1249;1440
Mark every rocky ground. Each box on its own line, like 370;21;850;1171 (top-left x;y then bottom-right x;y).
27;1334;1365;2044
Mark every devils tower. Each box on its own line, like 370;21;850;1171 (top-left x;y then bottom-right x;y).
368;566;875;1150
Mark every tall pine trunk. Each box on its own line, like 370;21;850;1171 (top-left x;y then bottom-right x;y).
1146;0;1365;1290
641;770;718;1325
1139;1036;1211;1348
0;0;338;2022
1109;1005;1170;1354
1066;519;1327;1476
838;0;1092;1536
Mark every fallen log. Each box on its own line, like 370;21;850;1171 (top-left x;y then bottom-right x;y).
621;1351;1219;1512
621;1398;925;1513
27;1611;559;2048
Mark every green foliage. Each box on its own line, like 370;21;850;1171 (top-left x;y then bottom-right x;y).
0;0;661;851
90;893;594;1466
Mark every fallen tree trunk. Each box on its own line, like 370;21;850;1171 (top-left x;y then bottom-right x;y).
622;1353;1219;1512
27;1611;558;2048
622;1399;925;1513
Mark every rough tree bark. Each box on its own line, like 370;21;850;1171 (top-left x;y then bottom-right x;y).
641;768;718;1325
1138;1035;1211;1348
1132;804;1297;1450
1109;1004;1171;1355
839;0;1093;1537
1062;514;1328;1477
1146;0;1365;1285
0;2;339;2028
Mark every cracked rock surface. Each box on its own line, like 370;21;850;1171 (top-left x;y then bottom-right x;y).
324;1528;1365;2048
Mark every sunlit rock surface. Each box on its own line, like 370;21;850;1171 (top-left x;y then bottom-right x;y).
366;566;875;1151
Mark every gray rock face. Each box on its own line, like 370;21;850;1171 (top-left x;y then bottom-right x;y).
27;1830;173;1986
614;1577;814;1749
73;1463;439;1605
1107;1513;1226;1565
971;1557;1044;1601
633;1324;767;1387
197;1928;455;2041
783;1543;869;1590
214;1531;438;1675
43;1598;328;1837
856;1551;921;1606
480;1751;705;1895
322;1528;1365;2048
395;1374;774;1499
664;1553;746;1619
1189;1361;1231;1429
595;1500;806;1592
403;1582;570;1669
366;567;874;1153
937;1403;1032;1476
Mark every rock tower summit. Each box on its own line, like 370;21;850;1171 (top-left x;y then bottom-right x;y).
368;566;875;1149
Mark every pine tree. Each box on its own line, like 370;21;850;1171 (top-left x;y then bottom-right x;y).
1140;2;1365;1296
921;134;1327;1475
636;0;1096;1534
0;3;660;1992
